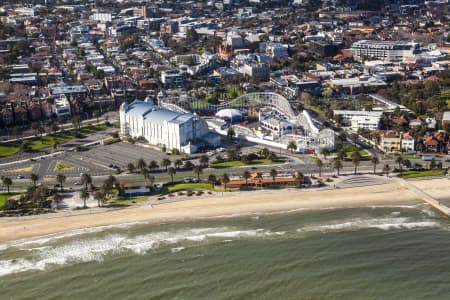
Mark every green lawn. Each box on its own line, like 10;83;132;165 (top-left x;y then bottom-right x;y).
0;192;24;209
110;196;149;206
0;125;109;156
398;170;446;179
0;142;21;157
167;183;215;192
211;159;278;168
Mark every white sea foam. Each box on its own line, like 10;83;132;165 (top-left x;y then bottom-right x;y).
0;226;281;277
171;247;185;253
298;217;440;233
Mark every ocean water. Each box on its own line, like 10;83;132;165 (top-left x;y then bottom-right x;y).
0;205;449;300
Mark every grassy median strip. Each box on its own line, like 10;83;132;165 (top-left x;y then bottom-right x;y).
211;159;278;168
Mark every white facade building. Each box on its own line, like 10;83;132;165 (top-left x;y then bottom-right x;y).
333;110;383;130
351;40;419;62
53;95;72;118
120;99;210;153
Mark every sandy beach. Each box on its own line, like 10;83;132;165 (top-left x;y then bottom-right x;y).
0;181;434;244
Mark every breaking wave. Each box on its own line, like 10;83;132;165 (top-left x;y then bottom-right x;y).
0;227;282;277
298;217;440;233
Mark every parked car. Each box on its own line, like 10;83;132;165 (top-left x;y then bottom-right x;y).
16;175;24;179
183;177;192;183
192;178;199;183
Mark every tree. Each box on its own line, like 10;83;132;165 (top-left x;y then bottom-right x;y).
221;173;230;191
430;159;437;170
333;159;343;176
287;141;297;153
208;174;217;189
167;167;176;184
314;158;323;176
149;160;159;172
321;148;330;159
184;161;194;170
260;148;270;159
270;169;278;183
383;164;391;178
227;127;236;140
243;170;251;186
127;162;135;173
103;175;117;193
31;122;40;136
395;155;404;176
53;192;63;209
136;158;147;173
52;139;59;152
193;165;202;180
2;177;12;194
371;156;379;174
161;158;171;171
81;173;92;190
56;173;66;193
351;152;361;175
295;172;304;187
30;173;39;188
199;155;209;168
80;188;89;208
241;154;250;164
174;159;183;169
94;190;104;207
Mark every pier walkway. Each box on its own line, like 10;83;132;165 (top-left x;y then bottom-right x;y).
396;178;450;217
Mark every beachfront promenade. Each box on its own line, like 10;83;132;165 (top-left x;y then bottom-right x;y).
396;178;450;217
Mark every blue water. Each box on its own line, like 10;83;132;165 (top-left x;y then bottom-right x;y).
0;205;449;299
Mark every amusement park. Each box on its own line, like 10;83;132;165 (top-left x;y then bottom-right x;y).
157;91;335;154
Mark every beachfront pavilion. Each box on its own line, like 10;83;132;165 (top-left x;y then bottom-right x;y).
223;175;299;189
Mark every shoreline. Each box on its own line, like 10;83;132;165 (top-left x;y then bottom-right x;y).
0;181;429;244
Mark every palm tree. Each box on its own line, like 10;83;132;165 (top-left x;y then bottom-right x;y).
174;159;183;169
149;160;158;172
321;148;330;159
127;162;135;173
199;154;209;167
260;148;270;159
315;159;323;177
371;156;379;174
31;122;40;136
243;170;251;187
80;188;89;208
94;190;105;207
30;173;39;188
287;141;297;153
167;167;176;184
81;173;92;190
295;172;304;187
56;173;66;193
103;175;117;193
208;174;217;189
53;192;63;209
2;177;12;194
351;152;361;175
193;165;202;180
136;158;147;173
383;164;391;178
333;159;343;176
143;169;155;189
52;139;59;152
184;161;194;170
221;173;230;191
161;158;171;171
270;169;278;183
395;155;404;176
